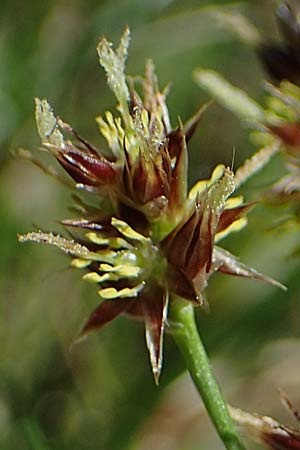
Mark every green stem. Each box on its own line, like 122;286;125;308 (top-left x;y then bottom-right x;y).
169;298;246;450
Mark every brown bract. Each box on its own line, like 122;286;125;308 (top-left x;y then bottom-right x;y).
269;123;300;149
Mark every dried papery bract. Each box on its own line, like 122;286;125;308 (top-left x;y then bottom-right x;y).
230;406;300;450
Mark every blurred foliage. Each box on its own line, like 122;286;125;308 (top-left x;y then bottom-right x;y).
1;1;300;449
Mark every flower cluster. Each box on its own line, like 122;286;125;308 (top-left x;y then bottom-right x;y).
231;396;300;450
258;1;300;85
194;62;300;207
262;81;300;203
19;28;284;382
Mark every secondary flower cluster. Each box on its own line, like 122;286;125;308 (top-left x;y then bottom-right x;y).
258;0;300;85
19;28;283;382
260;81;300;203
231;396;300;450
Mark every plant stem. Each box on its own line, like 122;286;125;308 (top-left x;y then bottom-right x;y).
169;298;246;450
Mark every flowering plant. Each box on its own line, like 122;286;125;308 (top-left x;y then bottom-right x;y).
18;27;287;450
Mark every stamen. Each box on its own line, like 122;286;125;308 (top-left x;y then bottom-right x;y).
98;283;145;299
111;218;150;242
71;259;92;269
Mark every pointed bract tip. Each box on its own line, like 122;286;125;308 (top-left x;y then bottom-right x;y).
69;333;88;351
153;368;161;386
184;101;212;143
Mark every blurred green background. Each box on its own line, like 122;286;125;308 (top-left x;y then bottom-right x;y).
2;1;300;449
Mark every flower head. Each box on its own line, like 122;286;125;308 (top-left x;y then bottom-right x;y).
231;392;300;450
19;28;285;383
258;81;300;202
258;1;300;85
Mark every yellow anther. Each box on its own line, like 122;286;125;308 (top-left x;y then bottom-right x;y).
99;263;115;272
86;232;109;245
82;272;109;283
211;164;225;183
215;217;247;242
71;258;91;269
225;196;244;209
189;164;226;201
99;263;140;278
111;218;149;242
108;237;132;249
116;265;141;277
98;283;144;299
